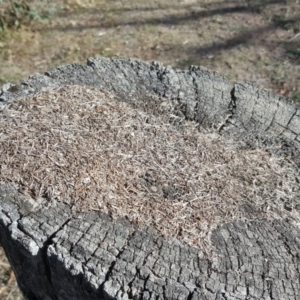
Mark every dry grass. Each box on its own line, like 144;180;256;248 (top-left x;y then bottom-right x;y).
0;85;300;253
1;0;300;102
0;248;22;300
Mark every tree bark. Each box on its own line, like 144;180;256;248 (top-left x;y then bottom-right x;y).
0;57;300;300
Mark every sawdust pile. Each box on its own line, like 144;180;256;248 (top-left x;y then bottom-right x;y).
0;85;299;250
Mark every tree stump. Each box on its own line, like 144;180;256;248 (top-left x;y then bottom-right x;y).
0;57;300;300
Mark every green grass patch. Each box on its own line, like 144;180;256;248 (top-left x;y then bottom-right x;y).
292;92;300;102
286;48;300;57
0;1;57;34
272;14;293;30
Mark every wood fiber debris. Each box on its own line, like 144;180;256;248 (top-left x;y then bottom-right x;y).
0;84;299;252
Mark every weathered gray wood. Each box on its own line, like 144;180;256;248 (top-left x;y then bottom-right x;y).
0;57;300;299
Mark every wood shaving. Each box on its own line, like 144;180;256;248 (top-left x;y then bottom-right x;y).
0;85;299;253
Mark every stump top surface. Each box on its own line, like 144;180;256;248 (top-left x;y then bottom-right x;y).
0;57;300;299
1;83;299;254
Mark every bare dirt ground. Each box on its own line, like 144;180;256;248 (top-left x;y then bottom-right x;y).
0;0;299;298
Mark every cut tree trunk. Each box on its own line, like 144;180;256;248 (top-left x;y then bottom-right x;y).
0;57;300;300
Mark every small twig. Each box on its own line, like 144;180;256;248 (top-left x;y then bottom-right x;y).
287;32;300;42
217;114;233;132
